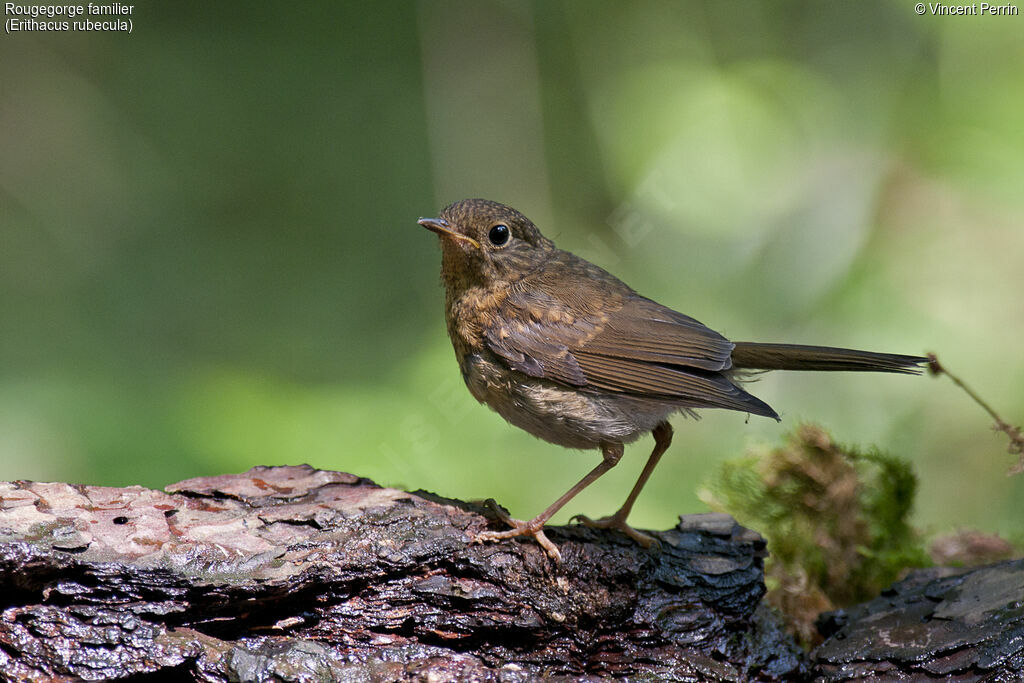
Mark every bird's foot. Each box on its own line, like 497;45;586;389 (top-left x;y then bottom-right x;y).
474;499;562;562
572;511;659;549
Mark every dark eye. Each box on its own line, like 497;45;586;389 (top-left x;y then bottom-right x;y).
488;223;511;246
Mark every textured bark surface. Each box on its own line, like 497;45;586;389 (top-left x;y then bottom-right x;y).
813;559;1024;681
0;465;805;682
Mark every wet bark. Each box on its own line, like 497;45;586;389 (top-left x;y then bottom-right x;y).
3;465;1021;682
0;465;804;682
812;559;1024;681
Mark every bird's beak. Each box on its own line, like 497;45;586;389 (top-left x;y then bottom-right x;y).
418;217;481;249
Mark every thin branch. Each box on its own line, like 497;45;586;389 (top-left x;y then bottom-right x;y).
927;353;1024;474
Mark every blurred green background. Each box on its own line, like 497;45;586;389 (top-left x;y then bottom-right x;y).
2;1;1022;540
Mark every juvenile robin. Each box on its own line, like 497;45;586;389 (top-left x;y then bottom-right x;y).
419;198;925;561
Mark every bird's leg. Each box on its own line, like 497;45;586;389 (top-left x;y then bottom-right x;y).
574;421;673;548
473;441;624;562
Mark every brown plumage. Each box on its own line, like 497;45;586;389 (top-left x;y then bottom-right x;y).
420;198;925;561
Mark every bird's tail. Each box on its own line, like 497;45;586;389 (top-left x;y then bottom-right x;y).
730;342;927;374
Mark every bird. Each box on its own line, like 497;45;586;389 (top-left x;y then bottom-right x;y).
418;198;926;561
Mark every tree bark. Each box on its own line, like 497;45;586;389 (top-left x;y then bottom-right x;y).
813;559;1024;681
0;465;804;682
4;465;1021;682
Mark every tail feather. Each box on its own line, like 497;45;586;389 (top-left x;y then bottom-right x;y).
730;342;927;374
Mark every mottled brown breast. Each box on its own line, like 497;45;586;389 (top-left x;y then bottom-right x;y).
444;283;508;363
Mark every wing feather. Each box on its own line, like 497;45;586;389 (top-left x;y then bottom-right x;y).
483;272;776;417
573;350;777;417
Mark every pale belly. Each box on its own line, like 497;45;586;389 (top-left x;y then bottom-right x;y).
459;352;677;450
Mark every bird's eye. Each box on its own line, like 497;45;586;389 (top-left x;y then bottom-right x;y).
488;223;511;246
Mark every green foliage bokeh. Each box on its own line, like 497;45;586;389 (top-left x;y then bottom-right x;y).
2;1;1022;541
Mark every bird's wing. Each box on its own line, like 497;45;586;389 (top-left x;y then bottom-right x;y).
484;272;777;417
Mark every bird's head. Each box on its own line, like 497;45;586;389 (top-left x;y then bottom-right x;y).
419;199;555;291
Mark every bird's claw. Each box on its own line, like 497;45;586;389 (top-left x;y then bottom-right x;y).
572;512;660;550
473;516;562;562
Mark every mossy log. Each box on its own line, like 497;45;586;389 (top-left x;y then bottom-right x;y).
0;465;804;682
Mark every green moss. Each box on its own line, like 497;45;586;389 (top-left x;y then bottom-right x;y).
701;424;930;644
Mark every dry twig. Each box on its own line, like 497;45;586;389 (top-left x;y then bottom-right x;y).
927;353;1024;474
